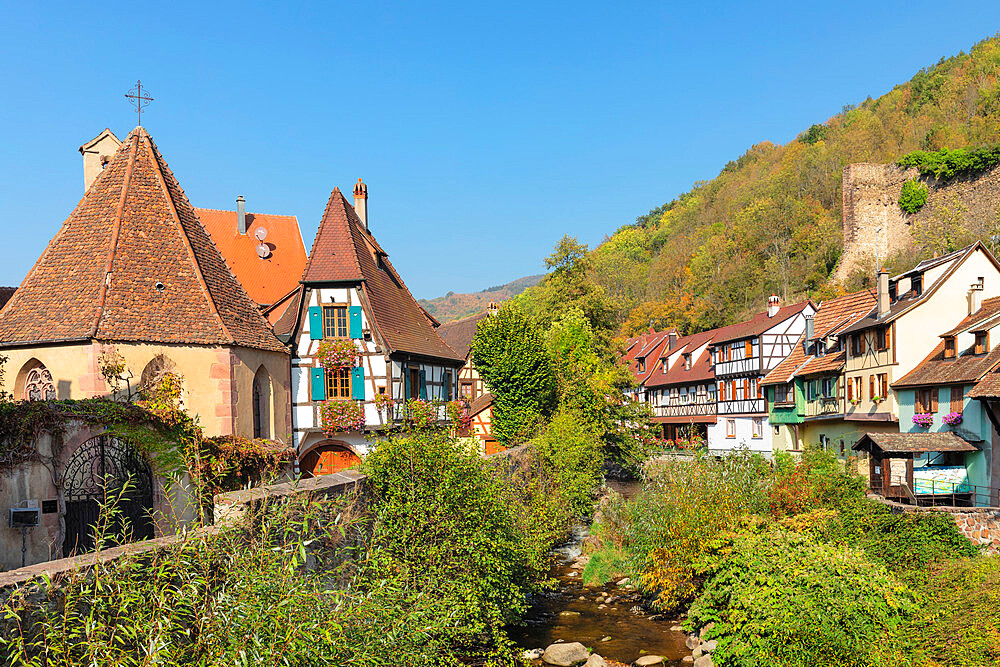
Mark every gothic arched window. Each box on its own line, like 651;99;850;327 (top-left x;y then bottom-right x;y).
25;366;55;401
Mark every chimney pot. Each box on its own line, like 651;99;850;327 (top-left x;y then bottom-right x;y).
668;331;678;350
877;270;890;318
353;178;368;229
767;295;780;318
236;195;247;235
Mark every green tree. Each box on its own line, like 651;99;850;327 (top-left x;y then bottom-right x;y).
471;301;556;444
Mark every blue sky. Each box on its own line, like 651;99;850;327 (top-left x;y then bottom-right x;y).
1;3;999;298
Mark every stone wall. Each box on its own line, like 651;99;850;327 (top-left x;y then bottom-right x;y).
833;161;1000;282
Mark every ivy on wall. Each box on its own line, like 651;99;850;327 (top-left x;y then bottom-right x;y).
897;145;1000;181
899;178;929;213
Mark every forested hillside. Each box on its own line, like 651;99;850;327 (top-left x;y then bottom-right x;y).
579;35;1000;336
419;274;543;322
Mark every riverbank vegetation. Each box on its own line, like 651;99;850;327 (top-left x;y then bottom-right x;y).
584;449;998;666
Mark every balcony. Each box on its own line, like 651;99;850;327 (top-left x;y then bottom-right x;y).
714;356;761;377
804;396;841;418
717;398;765;415
654;401;717;418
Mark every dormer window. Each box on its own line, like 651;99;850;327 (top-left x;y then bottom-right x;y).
975;331;989;355
637;358;646;373
889;281;897;302
683;353;692;370
944;336;956;359
912;274;923;296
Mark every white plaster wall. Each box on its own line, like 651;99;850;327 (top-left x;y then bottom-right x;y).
708;416;773;455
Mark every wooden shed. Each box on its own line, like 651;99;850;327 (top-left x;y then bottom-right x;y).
853;432;979;500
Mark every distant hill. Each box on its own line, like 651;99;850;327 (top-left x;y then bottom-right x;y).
420;275;544;323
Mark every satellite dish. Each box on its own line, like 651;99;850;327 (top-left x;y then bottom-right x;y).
255;226;268;241
257;243;271;259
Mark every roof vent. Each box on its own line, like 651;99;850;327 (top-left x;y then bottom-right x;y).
237;195;248;235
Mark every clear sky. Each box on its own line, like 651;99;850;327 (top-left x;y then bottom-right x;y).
1;3;999;299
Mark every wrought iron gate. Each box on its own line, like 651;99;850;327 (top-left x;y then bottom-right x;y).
62;435;154;556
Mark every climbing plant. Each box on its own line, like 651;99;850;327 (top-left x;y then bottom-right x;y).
899;178;929;213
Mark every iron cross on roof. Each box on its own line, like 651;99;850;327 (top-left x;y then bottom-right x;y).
125;80;154;126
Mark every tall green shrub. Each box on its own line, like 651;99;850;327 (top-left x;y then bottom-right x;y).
471;301;556;444
898;178;929;213
531;409;603;517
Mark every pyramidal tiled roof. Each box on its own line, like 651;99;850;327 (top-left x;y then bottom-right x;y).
0;128;285;352
298;188;463;362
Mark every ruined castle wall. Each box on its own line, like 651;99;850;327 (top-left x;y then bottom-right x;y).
833;162;1000;282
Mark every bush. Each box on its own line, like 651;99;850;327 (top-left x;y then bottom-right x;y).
821;495;978;571
687;527;918;667
363;430;544;649
531;410;603;517
897;145;1000;181
899;178;929;213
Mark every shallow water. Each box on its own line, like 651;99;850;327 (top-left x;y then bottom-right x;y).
506;480;690;666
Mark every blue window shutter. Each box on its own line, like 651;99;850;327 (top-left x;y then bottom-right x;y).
349;306;363;339
352;366;365;400
310;367;326;400
419;369;427;400
309;306;323;340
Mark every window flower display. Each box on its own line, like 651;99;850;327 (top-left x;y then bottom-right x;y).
912;413;934;428
942;411;963;426
321;399;365;435
316;339;361;369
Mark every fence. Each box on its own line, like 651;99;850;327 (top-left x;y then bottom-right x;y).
879;477;1000;508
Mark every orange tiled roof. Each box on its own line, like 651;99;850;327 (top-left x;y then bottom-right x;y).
709;301;812;344
0;128;285;352
296;189;463;363
644;329;716;388
762;289;876;385
196;208;306;308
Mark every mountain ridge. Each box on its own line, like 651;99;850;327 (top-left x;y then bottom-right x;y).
420;274;544;323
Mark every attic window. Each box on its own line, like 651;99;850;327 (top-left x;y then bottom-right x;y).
975;331;989;355
683;353;692;370
944;336;956;359
637;358;646;373
912;274;923;296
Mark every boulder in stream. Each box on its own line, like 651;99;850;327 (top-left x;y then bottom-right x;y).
634;656;664;666
542;641;590;666
693;656;715;667
584;655;607;667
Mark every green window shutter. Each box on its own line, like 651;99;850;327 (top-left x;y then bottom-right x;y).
419;369;427;400
309;306;323;340
349;306;363;339
351;366;365;400
310;367;326;400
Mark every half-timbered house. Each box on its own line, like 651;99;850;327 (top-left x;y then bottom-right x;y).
761;289;878;454
438;310;502;453
621;329;675;405
643;329;717;443
276;181;465;475
706;297;815;454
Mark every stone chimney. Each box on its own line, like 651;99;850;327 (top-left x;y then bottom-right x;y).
353;178;368;229
79;129;122;192
767;295;780;318
236;196;248;235
970;277;985;315
878;270;890;318
803;314;814;352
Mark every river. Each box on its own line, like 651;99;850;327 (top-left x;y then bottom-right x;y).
506;481;690;666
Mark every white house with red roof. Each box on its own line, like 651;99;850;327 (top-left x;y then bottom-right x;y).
707;296;815;454
276;180;465;475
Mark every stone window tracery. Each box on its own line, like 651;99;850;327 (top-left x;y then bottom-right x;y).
25;367;55;401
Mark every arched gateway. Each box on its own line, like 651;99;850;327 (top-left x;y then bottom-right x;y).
299;442;361;477
62;435;154;556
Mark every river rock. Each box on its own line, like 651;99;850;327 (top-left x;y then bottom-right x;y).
682;657;694;664
617;578;630;586
600;636;611;642
542;641;590;666
685;634;700;650
584;655;607;667
669;625;683;631
693;656;715;667
523;648;544;660
692;646;703;659
559;610;581;617
700;639;718;654
634;656;664;666
699;622;716;639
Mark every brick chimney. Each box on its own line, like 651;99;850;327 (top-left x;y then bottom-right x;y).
878;270;890;318
236;195;248;235
767;295;780;318
353;178;368;229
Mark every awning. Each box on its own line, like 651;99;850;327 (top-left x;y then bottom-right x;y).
852;432;980;454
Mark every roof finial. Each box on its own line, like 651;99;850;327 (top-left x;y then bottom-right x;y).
125;80;153;127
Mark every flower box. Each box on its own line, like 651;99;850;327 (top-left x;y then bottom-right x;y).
317;339;361;369
942;411;963;426
321;399;365;435
912;413;934;428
